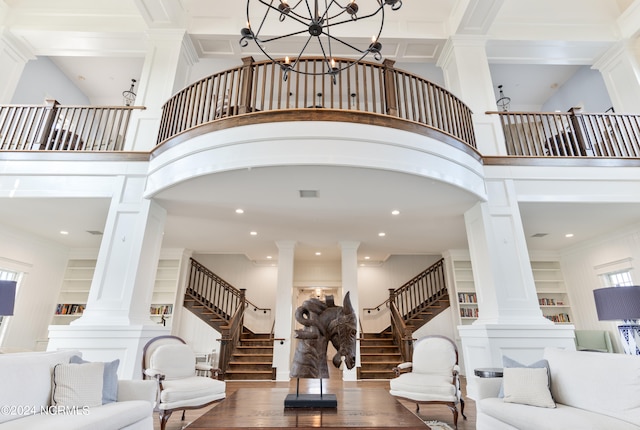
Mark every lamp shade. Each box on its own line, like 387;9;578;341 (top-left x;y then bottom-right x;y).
0;280;17;316
593;286;640;321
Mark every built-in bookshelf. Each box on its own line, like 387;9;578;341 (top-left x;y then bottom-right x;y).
150;259;180;326
52;258;96;324
451;259;479;325
53;257;181;326
532;260;573;324
448;254;573;326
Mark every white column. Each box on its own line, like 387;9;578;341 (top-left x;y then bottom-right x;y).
47;176;169;378
340;241;359;382
272;240;296;381
0;32;33;103
593;40;640;113
459;179;575;399
437;37;506;155
125;29;198;151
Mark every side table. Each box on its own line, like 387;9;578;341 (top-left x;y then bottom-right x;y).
474;367;503;378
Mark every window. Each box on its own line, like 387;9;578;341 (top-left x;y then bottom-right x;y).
605;270;634;287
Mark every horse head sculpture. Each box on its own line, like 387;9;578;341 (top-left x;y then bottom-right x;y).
290;291;358;379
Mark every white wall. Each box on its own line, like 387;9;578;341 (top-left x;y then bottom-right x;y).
0;224;69;350
559;222;640;353
542;66;613;112
11;56;90;105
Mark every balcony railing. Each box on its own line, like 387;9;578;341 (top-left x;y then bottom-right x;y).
0;100;144;151
489;108;640;158
157;57;476;149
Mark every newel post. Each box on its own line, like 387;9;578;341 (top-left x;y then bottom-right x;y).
383;59;398;117
36;99;59;149
238;57;255;114
568;106;593;156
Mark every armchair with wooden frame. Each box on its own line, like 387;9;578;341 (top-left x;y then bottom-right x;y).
142;335;226;430
389;335;466;429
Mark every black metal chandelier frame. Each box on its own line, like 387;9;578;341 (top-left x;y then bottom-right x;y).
240;0;402;81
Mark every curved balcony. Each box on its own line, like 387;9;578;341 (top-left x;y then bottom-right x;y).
156;57;477;154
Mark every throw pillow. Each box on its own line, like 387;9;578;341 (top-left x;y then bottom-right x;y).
503;367;556;408
498;356;552;398
70;355;120;404
52;362;104;408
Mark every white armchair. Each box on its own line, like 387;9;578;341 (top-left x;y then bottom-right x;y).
142;335;226;430
389;335;466;429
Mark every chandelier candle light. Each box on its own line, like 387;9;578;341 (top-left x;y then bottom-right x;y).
240;0;402;82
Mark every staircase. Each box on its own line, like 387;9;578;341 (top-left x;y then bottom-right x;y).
358;258;451;379
358;330;402;379
224;331;275;380
183;258;275;380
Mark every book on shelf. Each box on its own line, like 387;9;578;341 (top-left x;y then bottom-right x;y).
55;303;85;315
150;304;173;315
457;292;477;303
460;307;479;318
538;297;556;306
544;313;571;323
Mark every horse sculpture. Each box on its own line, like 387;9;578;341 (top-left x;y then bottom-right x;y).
290;291;357;379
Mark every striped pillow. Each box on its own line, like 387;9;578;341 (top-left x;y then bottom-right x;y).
52;362;103;408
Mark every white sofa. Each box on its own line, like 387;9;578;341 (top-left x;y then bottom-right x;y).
0;350;157;430
476;347;640;430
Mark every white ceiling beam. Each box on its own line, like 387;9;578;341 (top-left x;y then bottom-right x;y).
451;0;505;35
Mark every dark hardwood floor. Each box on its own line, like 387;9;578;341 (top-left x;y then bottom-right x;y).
153;366;476;430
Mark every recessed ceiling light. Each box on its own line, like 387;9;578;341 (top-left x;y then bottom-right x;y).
250;231;258;236
391;210;400;215
364;256;370;260
378;232;386;237
266;256;272;259
235;208;244;214
60;230;69;235
565;233;574;238
315;252;322;256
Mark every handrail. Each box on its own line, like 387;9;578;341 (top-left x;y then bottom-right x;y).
156;56;476;149
367;258;447;319
488;108;640;158
218;292;246;376
389;300;413;362
0;100;144;151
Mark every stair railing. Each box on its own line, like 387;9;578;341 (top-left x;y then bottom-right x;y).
388;296;413;362
365;258;448;322
218;289;246;375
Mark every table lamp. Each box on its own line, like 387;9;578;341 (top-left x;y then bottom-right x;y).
0;280;17;316
593;286;640;355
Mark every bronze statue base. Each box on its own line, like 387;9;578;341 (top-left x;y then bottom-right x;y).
284;393;337;408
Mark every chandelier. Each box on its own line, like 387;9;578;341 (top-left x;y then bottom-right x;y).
496;84;511;112
122;79;137;106
240;0;403;82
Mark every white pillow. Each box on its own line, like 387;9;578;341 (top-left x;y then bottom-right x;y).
503;367;556;408
52;362;104;408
